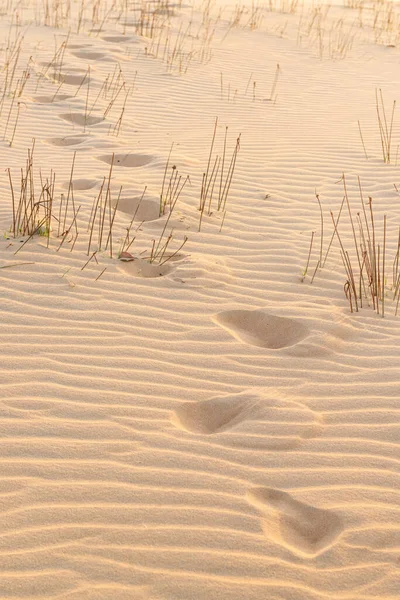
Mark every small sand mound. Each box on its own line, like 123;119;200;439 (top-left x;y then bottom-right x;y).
247;487;343;558
214;310;309;349
62;179;98;191
60;113;104;126
116;196;160;221
99;153;154;168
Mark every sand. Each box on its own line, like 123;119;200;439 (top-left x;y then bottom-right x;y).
0;0;400;598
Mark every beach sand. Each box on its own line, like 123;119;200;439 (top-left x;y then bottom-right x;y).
0;0;400;598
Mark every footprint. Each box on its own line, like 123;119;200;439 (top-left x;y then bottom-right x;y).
102;35;135;43
98;153;154;168
40;60;62;67
116;195;160;221
47;135;89;147
163;253;187;264
61;178;98;191
173;255;233;290
247;487;343;557
33;94;72;104
60;113;104;127
67;44;91;49
71;50;108;60
123;20;137;28
53;71;89;86
171;391;323;449
118;258;172;278
214;309;309;349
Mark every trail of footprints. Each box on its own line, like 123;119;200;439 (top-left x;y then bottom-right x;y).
172;386;344;558
171;386;344;557
34;35;343;560
33;41;172;277
171;308;348;558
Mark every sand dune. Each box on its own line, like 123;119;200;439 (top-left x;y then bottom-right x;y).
1;0;400;598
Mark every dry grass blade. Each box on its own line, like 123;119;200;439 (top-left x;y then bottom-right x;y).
376;88;396;163
199;120;241;230
305;174;398;316
301;231;315;282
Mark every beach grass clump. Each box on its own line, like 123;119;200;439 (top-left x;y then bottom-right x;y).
302;175;399;317
5;148;190;276
198;118;241;231
8;143;54;242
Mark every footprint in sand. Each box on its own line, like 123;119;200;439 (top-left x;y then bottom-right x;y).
60;113;104;127
47;135;89;147
247;487;343;558
214;309;309;349
52;70;89;86
67;44;91;49
98;153;154;168
102;35;136;43
61;178;99;191
171;392;323;449
116;194;161;221
71;50;109;61
33;94;72;104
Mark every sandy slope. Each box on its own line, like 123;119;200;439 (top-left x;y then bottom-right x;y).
0;0;400;598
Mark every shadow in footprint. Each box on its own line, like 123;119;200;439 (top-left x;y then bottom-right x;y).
67;44;91;49
102;35;135;43
33;94;72;104
247;487;343;558
72;50;108;60
62;178;98;191
60;113;104;127
47;135;89;147
214;309;309;349
98;153;154;168
116;195;160;221
172;392;323;449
